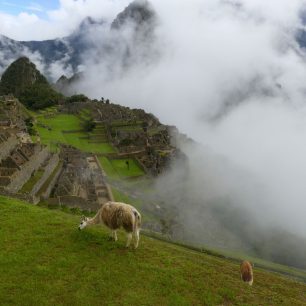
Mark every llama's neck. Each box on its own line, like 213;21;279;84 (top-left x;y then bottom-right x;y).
87;212;101;226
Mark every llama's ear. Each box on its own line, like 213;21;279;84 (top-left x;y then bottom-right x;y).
81;215;86;221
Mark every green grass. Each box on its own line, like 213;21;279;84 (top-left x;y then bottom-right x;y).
0;196;305;305
99;157;145;179
35;114;115;154
98;156;119;179
112;187;138;204
20;169;44;193
79;109;91;120
111;159;145;178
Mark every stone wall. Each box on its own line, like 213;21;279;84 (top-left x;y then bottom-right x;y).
6;147;49;193
0;135;18;162
0;177;11;186
94;155;114;201
30;153;59;196
48;195;101;212
0;188;39;204
41;163;63;199
0;168;16;176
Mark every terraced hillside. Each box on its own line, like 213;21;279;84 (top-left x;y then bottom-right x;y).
35;107;115;154
0;196;305;305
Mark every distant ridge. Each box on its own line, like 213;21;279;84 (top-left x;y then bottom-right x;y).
0;0;157;80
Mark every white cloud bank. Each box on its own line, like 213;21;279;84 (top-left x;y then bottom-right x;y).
0;0;131;40
71;0;306;240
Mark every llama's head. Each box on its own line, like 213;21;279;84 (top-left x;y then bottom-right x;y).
78;216;89;230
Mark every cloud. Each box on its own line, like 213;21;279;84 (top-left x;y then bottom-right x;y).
62;0;306;266
0;0;131;40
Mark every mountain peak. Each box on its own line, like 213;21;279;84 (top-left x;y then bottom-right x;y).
73;16;104;35
111;0;156;30
0;57;62;109
0;57;47;96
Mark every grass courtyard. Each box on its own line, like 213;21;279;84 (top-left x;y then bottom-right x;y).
99;157;145;179
35;113;115;154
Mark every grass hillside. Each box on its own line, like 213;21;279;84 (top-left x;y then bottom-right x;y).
0;196;305;305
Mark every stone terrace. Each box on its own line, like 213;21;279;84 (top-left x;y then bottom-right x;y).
60;100;181;176
61;101;160;126
0;142;50;193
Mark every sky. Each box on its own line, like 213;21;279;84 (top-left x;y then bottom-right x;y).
0;0;59;17
0;0;130;40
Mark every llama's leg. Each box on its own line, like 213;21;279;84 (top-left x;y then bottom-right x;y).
134;229;140;249
126;232;133;248
110;230;118;241
113;230;118;241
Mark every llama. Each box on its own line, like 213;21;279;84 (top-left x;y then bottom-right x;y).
78;201;141;248
240;260;254;286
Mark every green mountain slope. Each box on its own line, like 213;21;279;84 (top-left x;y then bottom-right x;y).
0;57;62;109
0;196;305;305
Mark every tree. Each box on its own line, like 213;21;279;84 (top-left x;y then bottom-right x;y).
25;117;36;135
66;94;88;103
19;83;63;109
83;118;96;132
142;121;149;133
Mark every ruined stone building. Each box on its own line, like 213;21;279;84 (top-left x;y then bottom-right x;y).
51;145;112;211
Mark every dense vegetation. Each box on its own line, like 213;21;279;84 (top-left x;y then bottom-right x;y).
0;196;305;305
0;57;62;109
19;83;63;109
66;94;88;103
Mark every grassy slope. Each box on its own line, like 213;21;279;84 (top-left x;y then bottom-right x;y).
0;196;305;305
111;159;145;177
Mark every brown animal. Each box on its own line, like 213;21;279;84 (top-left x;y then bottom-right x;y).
78;201;141;248
240;260;253;286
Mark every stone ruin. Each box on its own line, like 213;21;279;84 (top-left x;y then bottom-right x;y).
60;101;160;126
60;100;181;176
50;145;113;212
109;123;180;175
0;95;25;131
0;133;57;196
0;96;59;203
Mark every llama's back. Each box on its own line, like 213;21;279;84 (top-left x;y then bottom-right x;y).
240;261;253;285
101;202;141;232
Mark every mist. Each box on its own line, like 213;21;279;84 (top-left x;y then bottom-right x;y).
67;0;306;266
2;0;306;266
